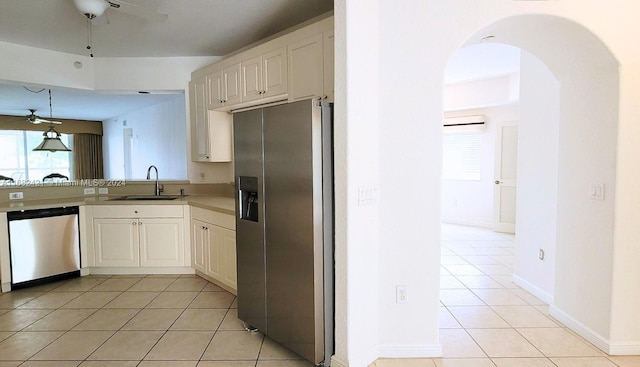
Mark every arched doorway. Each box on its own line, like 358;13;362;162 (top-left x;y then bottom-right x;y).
442;13;619;352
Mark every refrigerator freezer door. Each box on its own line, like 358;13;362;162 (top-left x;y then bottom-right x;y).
263;100;325;363
234;107;268;333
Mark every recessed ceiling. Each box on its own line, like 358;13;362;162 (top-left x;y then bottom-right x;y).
0;0;334;121
0;0;334;57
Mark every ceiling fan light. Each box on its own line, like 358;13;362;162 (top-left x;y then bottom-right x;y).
73;0;109;18
33;127;71;152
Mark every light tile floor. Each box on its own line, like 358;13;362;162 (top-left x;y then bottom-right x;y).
371;224;640;367
0;274;314;366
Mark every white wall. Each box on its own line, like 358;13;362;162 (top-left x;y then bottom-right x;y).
441;106;519;228
336;0;640;364
441;72;520;228
513;50;559;303
443;74;519;111
103;96;187;180
332;0;382;365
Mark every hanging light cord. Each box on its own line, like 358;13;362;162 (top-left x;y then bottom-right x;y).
48;89;54;121
86;19;94;57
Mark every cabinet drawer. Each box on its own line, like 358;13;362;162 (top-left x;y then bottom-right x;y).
92;205;184;218
191;206;235;230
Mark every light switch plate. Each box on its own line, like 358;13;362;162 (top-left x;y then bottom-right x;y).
9;192;23;200
98;188;108;195
590;183;604;201
358;185;378;206
84;188;96;195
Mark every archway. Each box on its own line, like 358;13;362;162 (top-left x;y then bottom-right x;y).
446;13;619;351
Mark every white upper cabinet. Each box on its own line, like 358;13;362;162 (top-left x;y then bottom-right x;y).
207;63;242;109
288;34;324;102
189;15;334;141
242;47;288;103
189;77;208;161
189;76;232;163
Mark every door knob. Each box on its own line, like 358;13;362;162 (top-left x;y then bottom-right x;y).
495;180;501;184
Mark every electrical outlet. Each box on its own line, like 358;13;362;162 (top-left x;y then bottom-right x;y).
98;188;108;195
199;172;205;181
539;249;545;261
9;192;23;200
396;285;408;304
83;188;96;195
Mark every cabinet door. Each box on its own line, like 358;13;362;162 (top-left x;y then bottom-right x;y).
323;30;335;102
191;220;207;273
242;55;262;102
206;70;224;110
224;63;242;106
189;77;209;162
139;218;185;267
288;34;324;101
263;47;288;98
221;227;237;292
94;219;139;267
206;225;224;281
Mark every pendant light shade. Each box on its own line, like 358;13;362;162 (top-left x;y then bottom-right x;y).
33;89;71;152
33;126;71;152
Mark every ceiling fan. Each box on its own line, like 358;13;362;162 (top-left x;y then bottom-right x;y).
26;109;62;125
72;0;168;23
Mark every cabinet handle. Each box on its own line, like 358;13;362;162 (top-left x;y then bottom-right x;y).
132;222;137;225
323;95;328;99
138;222;142;225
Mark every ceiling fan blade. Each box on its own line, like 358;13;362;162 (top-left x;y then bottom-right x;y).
36;118;63;125
107;0;168;22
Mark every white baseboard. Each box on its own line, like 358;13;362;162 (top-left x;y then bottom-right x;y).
88;267;195;275
549;305;611;353
330;343;442;366
511;274;553;304
609;342;640;355
441;219;492;229
1;282;10;293
330;355;349;367
378;344;443;358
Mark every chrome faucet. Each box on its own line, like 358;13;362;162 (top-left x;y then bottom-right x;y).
146;165;163;196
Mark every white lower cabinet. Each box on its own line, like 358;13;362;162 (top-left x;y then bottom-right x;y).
94;218;140;267
191;207;237;293
92;205;186;269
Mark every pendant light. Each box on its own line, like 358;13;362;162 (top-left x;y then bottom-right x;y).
33;90;71;152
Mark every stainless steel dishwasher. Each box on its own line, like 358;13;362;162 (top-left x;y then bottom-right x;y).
7;206;81;289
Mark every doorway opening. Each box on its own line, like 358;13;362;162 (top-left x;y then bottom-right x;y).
439;13;620;354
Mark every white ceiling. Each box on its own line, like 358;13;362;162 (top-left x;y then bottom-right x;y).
0;0;334;57
0;0;333;121
0;1;520;122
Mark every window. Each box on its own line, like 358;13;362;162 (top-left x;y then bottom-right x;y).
0;130;72;182
442;130;481;181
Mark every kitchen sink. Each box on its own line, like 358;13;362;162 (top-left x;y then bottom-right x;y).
109;195;184;201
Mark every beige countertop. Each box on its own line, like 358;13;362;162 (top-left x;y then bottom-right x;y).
0;195;236;215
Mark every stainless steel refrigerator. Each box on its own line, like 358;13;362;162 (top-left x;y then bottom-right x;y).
233;99;333;366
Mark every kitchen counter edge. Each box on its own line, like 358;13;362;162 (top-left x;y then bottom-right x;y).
0;196;236;215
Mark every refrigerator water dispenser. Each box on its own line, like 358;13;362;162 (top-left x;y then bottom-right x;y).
239;176;259;222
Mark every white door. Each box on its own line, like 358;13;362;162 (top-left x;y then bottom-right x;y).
493;123;518;233
139;218;184;267
123;128;133;179
94;219;139;267
241;55;262;102
263;47;288;97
